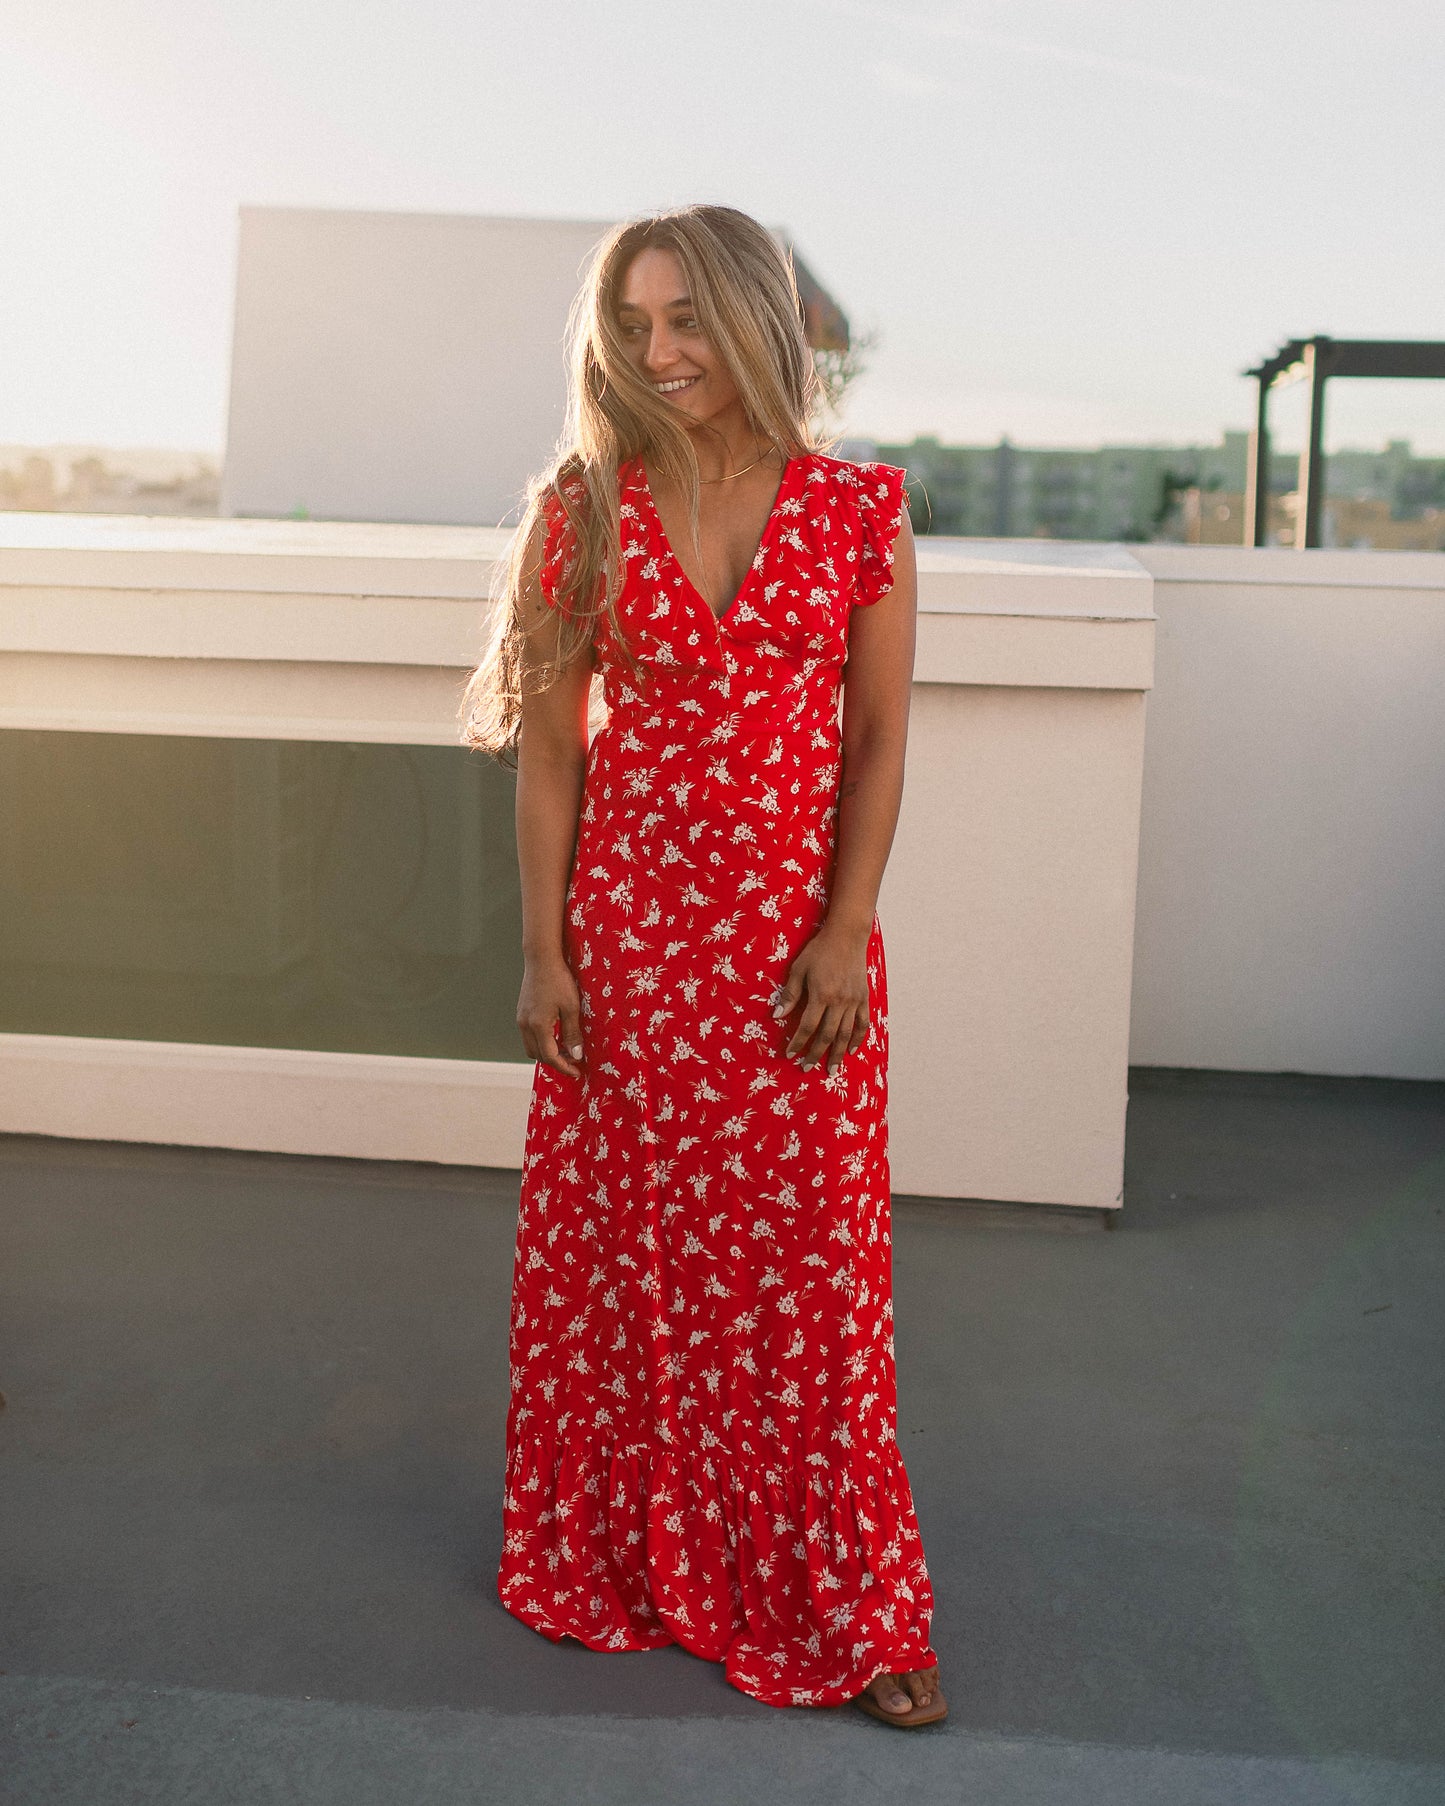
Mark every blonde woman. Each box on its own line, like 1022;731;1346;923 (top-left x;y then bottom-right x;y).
462;204;946;1727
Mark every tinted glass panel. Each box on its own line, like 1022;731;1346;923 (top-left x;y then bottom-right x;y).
0;731;524;1061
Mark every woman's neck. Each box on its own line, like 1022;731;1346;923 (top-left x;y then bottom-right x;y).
687;410;770;482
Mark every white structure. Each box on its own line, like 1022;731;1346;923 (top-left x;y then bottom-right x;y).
1128;544;1445;1078
221;209;610;529
0;516;1153;1209
3;516;1441;1204
219;206;847;532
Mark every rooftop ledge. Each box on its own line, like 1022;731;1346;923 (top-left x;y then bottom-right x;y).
0;511;1160;701
0;510;1154;612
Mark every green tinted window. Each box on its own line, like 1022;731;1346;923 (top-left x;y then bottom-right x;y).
0;731;525;1061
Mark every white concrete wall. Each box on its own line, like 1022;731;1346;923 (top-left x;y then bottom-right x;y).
6;517;1440;1191
0;517;1153;1208
221;209;609;528
1128;545;1445;1081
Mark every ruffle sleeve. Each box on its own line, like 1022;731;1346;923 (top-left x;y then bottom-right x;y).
851;461;909;607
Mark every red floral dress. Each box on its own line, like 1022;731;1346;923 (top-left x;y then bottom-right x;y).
498;451;938;1708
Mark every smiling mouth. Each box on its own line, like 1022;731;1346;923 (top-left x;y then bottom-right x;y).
655;375;701;395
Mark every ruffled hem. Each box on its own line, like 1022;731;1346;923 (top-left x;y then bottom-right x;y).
498;1430;937;1708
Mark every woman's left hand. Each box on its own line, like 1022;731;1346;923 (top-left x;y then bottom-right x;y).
772;921;872;1074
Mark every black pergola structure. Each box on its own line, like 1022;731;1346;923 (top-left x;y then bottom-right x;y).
1242;336;1445;548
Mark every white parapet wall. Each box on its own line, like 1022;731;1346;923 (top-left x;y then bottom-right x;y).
0;512;1154;1207
1129;544;1445;1082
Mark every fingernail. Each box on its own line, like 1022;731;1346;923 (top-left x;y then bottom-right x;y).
569;1046;583;1059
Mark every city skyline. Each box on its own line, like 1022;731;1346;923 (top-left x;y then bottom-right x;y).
8;427;1443;555
4;2;1443;454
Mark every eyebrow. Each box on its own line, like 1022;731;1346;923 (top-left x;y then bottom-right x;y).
616;295;693;313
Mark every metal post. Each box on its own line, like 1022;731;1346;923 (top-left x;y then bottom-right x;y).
1296;338;1330;549
1244;373;1271;546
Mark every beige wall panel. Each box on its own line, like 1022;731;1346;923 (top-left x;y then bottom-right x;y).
0;1035;532;1167
882;685;1146;1205
0;652;472;744
1127;563;1445;1079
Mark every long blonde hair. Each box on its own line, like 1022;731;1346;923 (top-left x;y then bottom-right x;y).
459;205;826;763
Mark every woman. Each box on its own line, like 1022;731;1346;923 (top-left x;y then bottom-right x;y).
461;204;946;1728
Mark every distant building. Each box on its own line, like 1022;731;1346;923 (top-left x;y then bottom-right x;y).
1320;495;1445;549
1320;439;1445;523
221;206;849;529
875;434;1251;541
1182;488;1445;550
0;446;219;516
877;432;1445;545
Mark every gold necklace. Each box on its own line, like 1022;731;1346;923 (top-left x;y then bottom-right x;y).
699;441;777;484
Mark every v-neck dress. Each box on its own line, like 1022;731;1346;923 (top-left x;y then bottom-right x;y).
498;450;938;1708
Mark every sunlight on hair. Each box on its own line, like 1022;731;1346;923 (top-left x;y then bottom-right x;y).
459;205;834;764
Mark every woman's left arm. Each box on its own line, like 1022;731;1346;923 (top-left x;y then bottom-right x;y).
773;514;918;1072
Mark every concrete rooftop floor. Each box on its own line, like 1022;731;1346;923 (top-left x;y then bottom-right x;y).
1;1066;1442;1806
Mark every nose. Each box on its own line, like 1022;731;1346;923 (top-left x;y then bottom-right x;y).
643;322;683;374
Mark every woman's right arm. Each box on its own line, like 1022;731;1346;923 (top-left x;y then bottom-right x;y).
513;518;594;1080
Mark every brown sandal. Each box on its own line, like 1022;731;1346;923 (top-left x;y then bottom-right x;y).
853;1667;948;1728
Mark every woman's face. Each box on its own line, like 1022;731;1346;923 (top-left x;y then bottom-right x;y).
614;246;742;429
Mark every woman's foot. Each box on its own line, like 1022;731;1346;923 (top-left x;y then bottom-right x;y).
856;1663;946;1725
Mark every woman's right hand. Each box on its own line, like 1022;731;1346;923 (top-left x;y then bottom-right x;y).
517;953;585;1080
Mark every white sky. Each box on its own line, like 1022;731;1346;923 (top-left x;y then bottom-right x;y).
3;0;1442;454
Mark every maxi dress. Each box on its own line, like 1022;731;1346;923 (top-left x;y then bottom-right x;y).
498;451;938;1708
